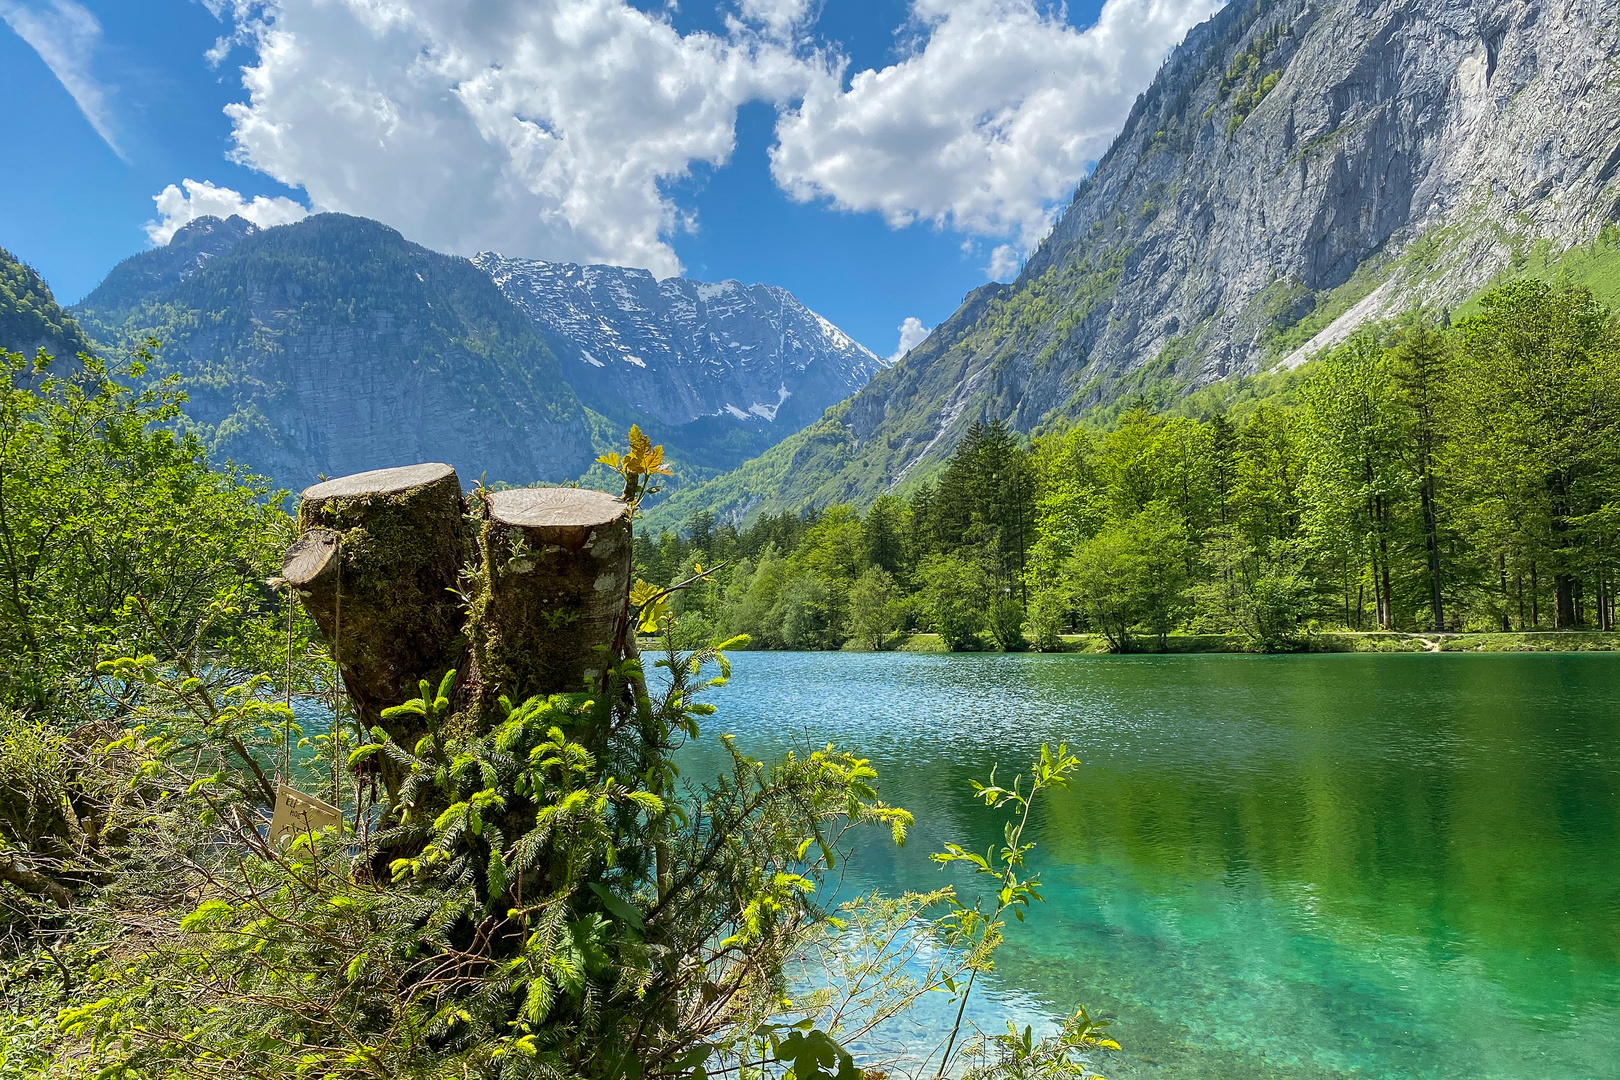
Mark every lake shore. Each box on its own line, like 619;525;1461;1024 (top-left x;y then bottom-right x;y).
879;629;1620;654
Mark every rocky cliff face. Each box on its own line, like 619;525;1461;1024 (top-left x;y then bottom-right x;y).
660;0;1620;522
476;254;886;471
74;214;596;491
1016;0;1620;391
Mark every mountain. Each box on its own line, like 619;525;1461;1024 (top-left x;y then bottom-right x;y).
1;245;95;366
85;215;261;312
63;214;882;491
74;213;596;491
650;0;1620;528
475;254;886;473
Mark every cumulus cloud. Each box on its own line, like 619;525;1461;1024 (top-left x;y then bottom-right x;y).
206;0;1219;279
0;0;124;159
890;315;932;361
987;243;1020;281
737;0;813;38
219;0;814;277
145;178;309;245
771;0;1224;270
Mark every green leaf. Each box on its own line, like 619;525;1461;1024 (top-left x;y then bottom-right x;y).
180;899;233;932
587;882;644;930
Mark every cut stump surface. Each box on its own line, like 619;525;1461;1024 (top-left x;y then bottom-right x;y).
302;462;456;502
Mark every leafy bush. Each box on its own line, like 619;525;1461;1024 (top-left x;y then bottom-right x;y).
846;566;901;650
987;595;1028;652
0;346;290;715
918;554;986;651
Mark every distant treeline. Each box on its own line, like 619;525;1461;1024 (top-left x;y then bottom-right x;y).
634;279;1620;651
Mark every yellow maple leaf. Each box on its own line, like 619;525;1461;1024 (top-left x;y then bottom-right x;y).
621;425;673;477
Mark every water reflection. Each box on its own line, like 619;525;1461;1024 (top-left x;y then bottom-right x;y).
677;652;1620;1079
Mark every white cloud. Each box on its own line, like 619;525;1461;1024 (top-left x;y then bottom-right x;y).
207;0;1220;281
771;0;1224;264
737;0;812;38
145;178;309;245
219;0;814;278
890;315;931;361
987;243;1020;280
0;0;124;159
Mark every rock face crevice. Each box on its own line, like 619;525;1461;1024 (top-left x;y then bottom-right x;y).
673;0;1620;522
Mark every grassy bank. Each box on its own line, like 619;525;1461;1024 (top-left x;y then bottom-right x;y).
881;630;1620;654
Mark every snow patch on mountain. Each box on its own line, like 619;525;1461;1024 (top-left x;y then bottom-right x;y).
474;253;886;440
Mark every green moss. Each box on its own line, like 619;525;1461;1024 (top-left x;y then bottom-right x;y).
299;478;471;744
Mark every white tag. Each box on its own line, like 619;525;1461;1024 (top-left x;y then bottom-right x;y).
269;783;342;848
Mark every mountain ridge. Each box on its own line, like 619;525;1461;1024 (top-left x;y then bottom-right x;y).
65;214;884;490
1;245;96;366
73;213;597;491
476;253;886;474
645;0;1620;530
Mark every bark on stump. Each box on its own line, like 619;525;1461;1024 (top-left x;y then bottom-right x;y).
284;464;469;758
470;487;632;707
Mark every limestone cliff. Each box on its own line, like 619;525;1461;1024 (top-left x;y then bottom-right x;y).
652;0;1620;525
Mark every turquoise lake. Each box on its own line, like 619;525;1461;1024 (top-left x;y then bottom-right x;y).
678;652;1620;1079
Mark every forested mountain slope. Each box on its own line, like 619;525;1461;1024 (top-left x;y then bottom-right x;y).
478;255;885;474
67;213;883;489
74;214;597;491
84;215;260;312
1;245;95;365
651;0;1620;528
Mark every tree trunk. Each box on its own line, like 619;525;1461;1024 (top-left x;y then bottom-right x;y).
1497;554;1510;632
467;488;632;713
285;464;469;785
1531;562;1540;627
1555;573;1576;629
1420;471;1444;631
1374;509;1395;631
0;851;72;907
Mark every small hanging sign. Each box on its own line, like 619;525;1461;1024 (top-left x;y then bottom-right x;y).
269;783;342;848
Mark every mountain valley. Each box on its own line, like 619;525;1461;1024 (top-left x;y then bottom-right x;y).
649;0;1620;528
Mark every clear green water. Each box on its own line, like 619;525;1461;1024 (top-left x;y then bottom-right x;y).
680;652;1620;1079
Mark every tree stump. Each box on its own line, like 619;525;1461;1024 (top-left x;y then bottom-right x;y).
469;488;632;707
286;464;469;759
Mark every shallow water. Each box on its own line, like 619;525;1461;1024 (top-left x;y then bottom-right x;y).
677;651;1620;1079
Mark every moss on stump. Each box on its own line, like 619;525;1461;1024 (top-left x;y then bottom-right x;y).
287;464;469;752
468;488;632;707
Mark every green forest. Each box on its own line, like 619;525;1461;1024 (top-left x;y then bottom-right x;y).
635;280;1620;653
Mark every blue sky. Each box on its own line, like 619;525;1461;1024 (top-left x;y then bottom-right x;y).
0;0;1220;357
